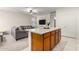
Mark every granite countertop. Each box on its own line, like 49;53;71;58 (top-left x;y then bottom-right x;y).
30;27;61;34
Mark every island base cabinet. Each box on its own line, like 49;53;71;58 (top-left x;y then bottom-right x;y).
32;33;43;51
55;29;61;45
55;30;59;44
44;32;51;51
59;29;61;42
44;37;50;51
31;29;61;51
50;32;55;50
50;36;55;50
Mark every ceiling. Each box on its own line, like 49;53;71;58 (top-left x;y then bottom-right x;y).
0;7;59;15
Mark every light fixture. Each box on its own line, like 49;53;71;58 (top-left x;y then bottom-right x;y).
24;8;38;14
26;8;32;12
33;9;38;13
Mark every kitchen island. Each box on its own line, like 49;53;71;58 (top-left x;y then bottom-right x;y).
30;27;61;51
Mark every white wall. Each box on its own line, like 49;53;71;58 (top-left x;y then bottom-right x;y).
0;10;32;31
31;16;37;27
56;8;77;38
50;12;56;27
75;8;79;39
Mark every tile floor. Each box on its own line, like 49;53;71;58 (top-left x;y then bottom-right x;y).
0;35;29;51
23;36;79;51
53;37;77;51
0;34;79;51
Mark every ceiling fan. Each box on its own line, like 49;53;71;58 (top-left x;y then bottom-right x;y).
24;8;38;14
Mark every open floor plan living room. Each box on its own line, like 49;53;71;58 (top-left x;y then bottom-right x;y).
0;7;79;51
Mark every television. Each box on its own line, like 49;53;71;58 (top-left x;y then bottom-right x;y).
39;19;46;25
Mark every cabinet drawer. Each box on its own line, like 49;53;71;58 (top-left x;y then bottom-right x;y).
32;33;43;40
44;32;50;38
51;31;55;35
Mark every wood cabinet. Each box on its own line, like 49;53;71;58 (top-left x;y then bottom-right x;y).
50;31;55;50
32;33;43;51
59;29;61;41
31;29;61;51
55;30;59;44
44;32;50;51
55;29;61;45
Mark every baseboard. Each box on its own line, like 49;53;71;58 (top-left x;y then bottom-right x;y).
62;35;76;39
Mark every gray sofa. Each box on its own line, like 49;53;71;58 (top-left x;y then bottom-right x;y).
11;26;28;41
